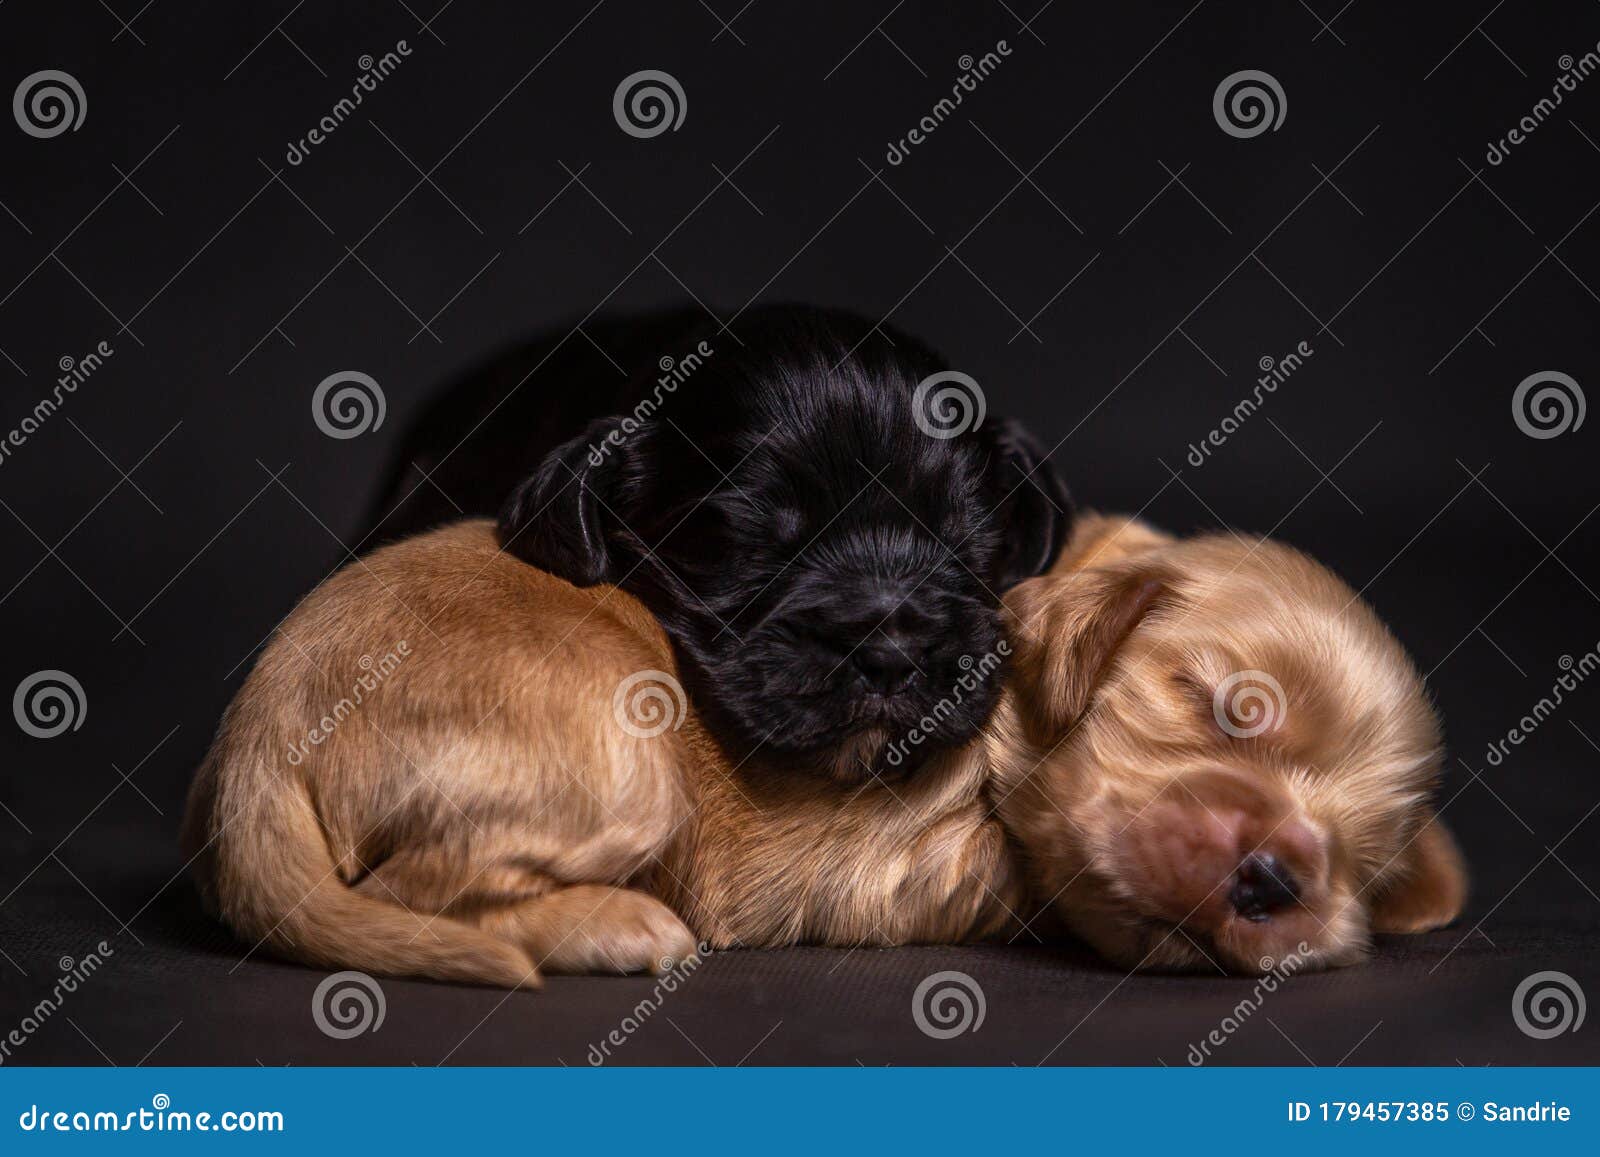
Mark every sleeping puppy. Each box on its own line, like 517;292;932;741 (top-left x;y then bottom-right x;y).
992;514;1469;973
397;306;1073;782
182;519;1020;986
182;515;1464;985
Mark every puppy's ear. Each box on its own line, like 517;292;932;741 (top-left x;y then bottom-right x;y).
498;416;628;586
1004;566;1165;738
982;420;1073;590
1369;815;1468;934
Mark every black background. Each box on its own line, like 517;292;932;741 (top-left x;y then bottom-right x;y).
1;1;1597;1065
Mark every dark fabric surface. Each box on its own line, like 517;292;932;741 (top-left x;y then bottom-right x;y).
1;860;1596;1066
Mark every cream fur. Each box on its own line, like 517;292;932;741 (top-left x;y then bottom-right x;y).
183;515;1466;985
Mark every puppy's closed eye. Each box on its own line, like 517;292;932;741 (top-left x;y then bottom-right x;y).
1209;674;1291;739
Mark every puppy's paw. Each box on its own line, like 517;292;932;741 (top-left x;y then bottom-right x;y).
526;886;699;976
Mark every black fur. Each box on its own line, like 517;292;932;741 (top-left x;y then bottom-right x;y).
367;308;706;543
495;306;1073;780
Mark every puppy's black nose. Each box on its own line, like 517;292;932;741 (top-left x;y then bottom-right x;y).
852;632;921;695
1229;852;1299;921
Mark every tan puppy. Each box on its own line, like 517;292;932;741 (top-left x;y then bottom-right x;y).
182;520;1020;987
183;516;1464;985
993;514;1468;973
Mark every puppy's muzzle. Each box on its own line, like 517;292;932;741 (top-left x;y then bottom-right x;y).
851;629;922;695
1228;851;1301;921
1110;766;1333;970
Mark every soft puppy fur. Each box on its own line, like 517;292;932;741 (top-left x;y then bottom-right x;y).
496;306;1072;781
182;520;1021;987
993;514;1468;973
183;515;1464;986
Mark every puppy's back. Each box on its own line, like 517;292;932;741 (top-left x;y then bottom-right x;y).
181;520;687;985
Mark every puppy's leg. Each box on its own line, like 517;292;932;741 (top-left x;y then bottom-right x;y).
478;885;698;975
354;850;697;975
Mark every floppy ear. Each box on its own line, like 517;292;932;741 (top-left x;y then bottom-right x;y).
1369;815;1468;933
497;416;628;586
1003;566;1165;739
982;419;1073;590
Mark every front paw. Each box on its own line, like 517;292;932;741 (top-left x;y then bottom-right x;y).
531;886;699;975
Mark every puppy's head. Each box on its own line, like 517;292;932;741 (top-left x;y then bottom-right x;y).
996;519;1467;973
499;307;1071;780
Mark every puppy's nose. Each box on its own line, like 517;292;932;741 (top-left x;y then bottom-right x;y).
852;632;921;695
1229;852;1300;921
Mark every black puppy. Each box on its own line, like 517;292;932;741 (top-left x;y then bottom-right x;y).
489;306;1072;780
369;308;709;543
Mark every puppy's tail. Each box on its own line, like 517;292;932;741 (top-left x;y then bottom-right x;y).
183;750;539;990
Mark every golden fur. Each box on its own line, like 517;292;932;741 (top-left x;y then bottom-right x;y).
992;514;1467;972
182;515;1465;985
